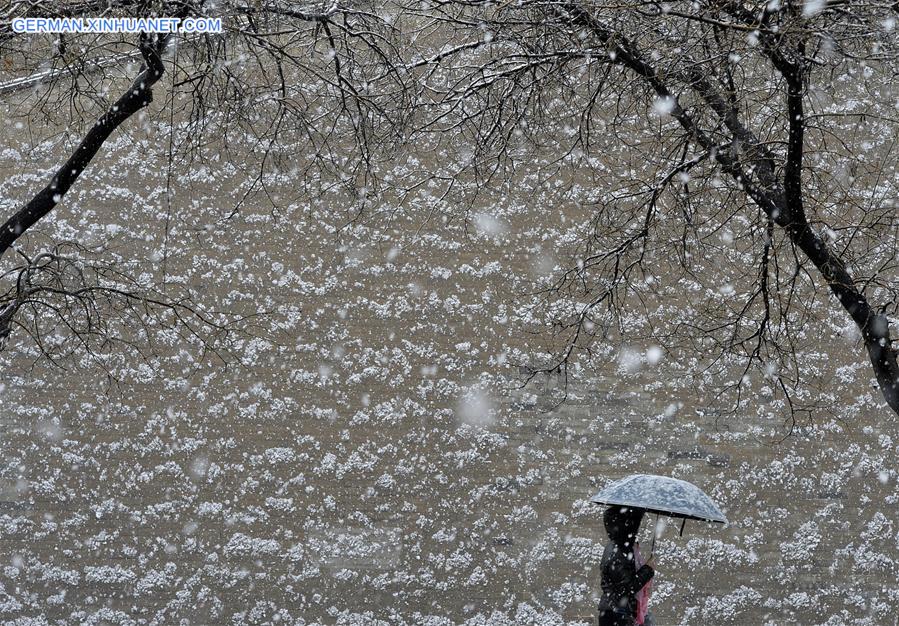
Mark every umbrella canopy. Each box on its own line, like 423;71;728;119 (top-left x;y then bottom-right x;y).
590;473;727;524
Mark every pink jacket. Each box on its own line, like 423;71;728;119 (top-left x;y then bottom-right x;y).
633;543;653;625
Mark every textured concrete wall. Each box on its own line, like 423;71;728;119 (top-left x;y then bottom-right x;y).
1;107;897;626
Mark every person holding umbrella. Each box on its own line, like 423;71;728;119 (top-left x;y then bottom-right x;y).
592;474;729;626
597;506;655;626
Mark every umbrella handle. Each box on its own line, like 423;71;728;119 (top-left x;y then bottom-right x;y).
649;517;688;559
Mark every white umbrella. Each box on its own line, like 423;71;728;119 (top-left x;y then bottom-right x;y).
590;473;727;524
591;473;727;554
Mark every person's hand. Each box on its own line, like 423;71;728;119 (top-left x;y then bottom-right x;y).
646;556;656;571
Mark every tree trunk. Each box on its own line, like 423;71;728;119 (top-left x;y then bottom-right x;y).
0;34;169;261
788;221;899;414
563;2;899;416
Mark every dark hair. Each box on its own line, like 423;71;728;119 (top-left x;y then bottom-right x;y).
603;506;644;546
